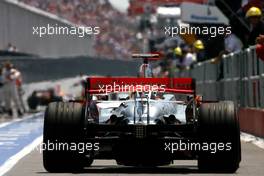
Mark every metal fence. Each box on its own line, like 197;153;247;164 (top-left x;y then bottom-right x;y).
177;46;264;108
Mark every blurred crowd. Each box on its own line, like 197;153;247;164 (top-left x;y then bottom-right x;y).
143;5;264;78
0;61;25;117
16;1;264;76
18;0;141;59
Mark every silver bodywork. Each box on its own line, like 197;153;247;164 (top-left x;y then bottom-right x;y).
96;92;187;124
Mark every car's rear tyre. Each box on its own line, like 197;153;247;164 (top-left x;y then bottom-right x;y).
198;101;241;173
43;102;93;172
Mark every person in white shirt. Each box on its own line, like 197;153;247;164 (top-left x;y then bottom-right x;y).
182;46;196;69
0;67;4;113
139;59;153;78
2;61;23;117
15;67;26;113
225;33;243;53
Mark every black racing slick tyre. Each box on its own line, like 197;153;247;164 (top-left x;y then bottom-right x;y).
198;101;241;173
43;102;93;172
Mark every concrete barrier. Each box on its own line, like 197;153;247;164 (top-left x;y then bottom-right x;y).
0;56;141;83
239;108;264;138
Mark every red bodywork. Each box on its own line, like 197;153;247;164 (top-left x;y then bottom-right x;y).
86;77;195;95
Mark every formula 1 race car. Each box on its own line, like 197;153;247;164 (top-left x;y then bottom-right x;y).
43;77;241;173
27;88;63;110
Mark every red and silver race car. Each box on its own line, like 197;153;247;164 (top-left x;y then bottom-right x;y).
43;76;241;173
27;88;63;110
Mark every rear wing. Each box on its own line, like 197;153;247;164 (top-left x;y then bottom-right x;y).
86;77;195;95
132;53;160;61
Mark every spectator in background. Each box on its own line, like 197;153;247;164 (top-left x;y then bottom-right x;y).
256;34;264;62
211;30;243;81
6;43;15;52
173;47;182;60
6;43;18;53
246;7;264;45
13;46;18;53
173;47;184;69
182;46;196;69
193;40;206;62
152;62;163;78
224;31;243;53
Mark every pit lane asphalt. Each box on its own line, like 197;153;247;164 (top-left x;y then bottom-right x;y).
5;138;264;175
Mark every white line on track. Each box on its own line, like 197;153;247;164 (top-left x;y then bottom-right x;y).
241;132;264;150
0;135;43;176
0;113;263;176
0;112;43;129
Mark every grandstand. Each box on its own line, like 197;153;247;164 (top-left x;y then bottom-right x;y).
16;0;141;59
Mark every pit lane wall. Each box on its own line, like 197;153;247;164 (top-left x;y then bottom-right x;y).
0;0;94;57
176;46;264;138
0;56;140;83
239;108;264;138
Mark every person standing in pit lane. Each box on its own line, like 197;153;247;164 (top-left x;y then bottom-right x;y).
15;66;26;113
0;67;5;114
2;61;23;117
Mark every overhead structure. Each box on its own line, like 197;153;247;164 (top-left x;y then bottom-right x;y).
181;2;229;25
